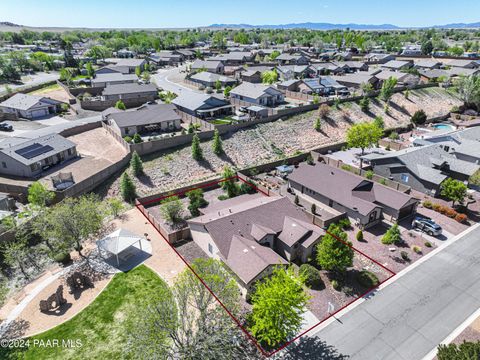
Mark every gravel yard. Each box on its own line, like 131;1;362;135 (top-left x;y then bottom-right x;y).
102;88;461;198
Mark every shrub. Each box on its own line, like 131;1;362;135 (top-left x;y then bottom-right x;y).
356;230;364;242
299;264;323;288
311;203;316;215
331;279;341;291
133;133;143;143
356;270;379;288
455;213;468;223
338;218;351;230
123;136;133;143
411;110;427;125
389;132;400;140
381;224;402;245
218;194;229;201
432;203;442;212
341;164;352;172
412;245;422;254
365;170;374;180
422;200;433;209
445;208;457;218
294;195;299;205
318;104;330;119
438;206;448;215
425;241;432;248
54;252;72;265
379;178;387;185
401;251;410;262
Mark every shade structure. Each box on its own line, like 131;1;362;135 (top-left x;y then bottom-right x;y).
96;228;144;266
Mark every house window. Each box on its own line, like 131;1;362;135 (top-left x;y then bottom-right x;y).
369;211;377;222
401;174;409;183
208;243;213;254
1;162;6;168
67;148;72;156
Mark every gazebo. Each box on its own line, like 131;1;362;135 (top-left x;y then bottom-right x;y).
96;228;145;267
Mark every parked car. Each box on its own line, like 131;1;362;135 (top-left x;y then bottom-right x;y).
0;123;13;132
412;216;442;236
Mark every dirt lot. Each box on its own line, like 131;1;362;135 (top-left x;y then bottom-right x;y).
102;87;461;198
29;83;72;103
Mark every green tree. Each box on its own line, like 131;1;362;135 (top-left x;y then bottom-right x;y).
223;85;232;97
212;128;223;155
346;122;383;168
120;172;136;203
316;223;354;274
130;258;255;359
380;77;397;103
313;118;321;131
421;40;433;55
437;341;480;360
130;151;144;176
373;116;385;129
85;62;94;78
359;96;370;112
261;69;278;84
411;110;427;125
381;224;402;245
249;266;309;347
160;196;184;224
361;82;374;96
135;66;141;77
107;197;124;218
186;189;208;217
191;133;203;161
115;100;126;110
214;80;222;92
27;181;55;207
47;195;105;256
440;178;467;207
456;75;480;109
221;165;238;198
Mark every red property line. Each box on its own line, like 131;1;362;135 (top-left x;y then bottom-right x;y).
136;177;397;357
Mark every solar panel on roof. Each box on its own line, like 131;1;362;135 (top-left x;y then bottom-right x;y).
15;143;54;160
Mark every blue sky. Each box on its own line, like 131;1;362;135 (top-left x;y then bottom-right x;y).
1;0;479;28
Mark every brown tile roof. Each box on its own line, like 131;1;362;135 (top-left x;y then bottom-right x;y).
288;163;416;216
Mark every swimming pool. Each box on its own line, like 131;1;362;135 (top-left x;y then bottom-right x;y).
432;123;456;131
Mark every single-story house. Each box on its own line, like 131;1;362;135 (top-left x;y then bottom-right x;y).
189;72;237;88
230;82;284;107
0;93;64;119
312;62;346;75
418;69;449;83
364;53;396;64
363;144;480;196
335;61;369;73
209;52;255;65
240;69;263;83
0;133;77;178
191;59;224;74
276;53;310;65
288;163;419;229
105;104;181;137
104;58;147;73
373;69;419;86
172;92;233;119
188;194;324;297
296;77;348;96
91;73;138;88
101;83;158;103
276;65;316;80
444;59;479;69
173;49;195;60
148;51;183;67
381;60;413;71
413;59;442;70
331;73;380;89
95;65;131;75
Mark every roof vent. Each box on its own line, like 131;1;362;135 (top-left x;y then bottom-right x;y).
353;207;358;211
331;171;334;175
243;248;248;253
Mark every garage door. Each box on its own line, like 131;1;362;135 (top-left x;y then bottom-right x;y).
31;109;47;118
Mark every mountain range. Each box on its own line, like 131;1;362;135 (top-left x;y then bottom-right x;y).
208;21;480;30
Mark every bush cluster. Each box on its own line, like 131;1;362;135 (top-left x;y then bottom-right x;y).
423;201;468;223
299;264;323;289
356;270;380;288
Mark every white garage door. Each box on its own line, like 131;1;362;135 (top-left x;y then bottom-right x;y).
31;109;47;118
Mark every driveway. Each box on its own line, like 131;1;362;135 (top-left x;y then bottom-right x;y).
152;65;203;95
302;224;480;360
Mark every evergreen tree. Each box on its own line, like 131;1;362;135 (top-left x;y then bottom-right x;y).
191;133;203;160
115;100;126;110
313;118;321;131
120;173;136;203
212;129;223;155
130;151;144;177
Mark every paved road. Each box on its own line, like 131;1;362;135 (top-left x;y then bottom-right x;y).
151;66;201;95
305;225;480;360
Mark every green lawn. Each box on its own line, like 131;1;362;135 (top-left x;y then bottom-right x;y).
1;265;170;360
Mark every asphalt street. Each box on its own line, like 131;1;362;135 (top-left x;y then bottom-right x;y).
290;225;480;360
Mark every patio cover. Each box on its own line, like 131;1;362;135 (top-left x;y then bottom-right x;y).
96;228;144;266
